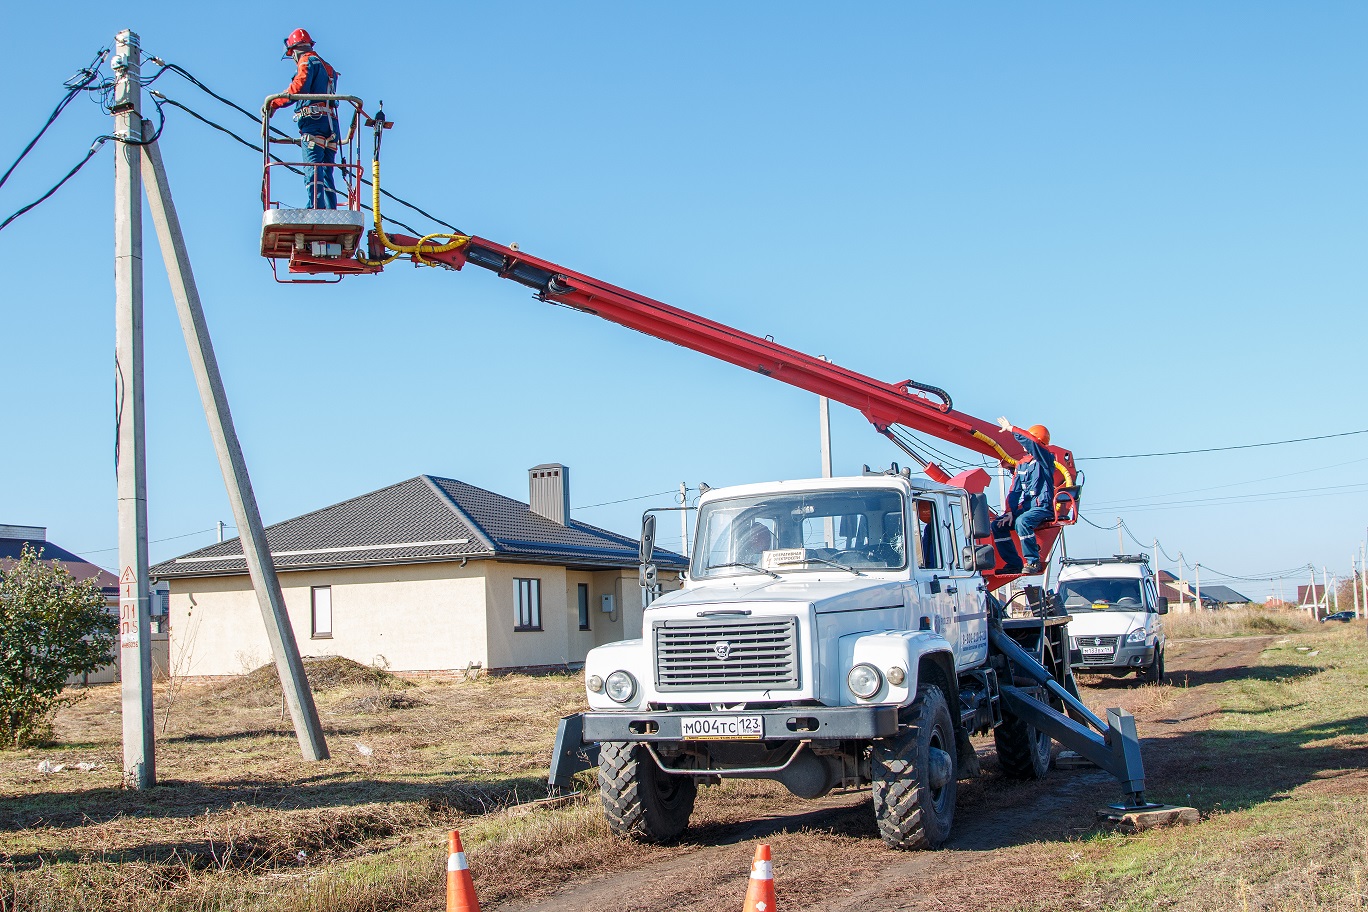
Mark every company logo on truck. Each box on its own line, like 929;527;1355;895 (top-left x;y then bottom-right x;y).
714;640;733;660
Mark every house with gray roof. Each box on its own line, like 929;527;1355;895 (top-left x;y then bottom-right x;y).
152;465;685;677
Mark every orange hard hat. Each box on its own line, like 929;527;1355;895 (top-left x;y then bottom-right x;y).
283;28;315;58
1026;424;1051;446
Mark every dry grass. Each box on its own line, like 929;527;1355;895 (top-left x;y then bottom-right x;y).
1164;606;1316;639
4;627;1366;912
1054;624;1368;911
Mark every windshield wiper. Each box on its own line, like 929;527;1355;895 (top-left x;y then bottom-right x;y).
708;562;780;579
777;557;864;576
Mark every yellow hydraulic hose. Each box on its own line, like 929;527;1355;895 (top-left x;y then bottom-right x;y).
972;430;1018;468
362;160;469;266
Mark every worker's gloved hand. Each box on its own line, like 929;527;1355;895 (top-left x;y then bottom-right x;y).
997;416;1012;432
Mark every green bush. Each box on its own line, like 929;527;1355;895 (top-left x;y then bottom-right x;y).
0;544;117;748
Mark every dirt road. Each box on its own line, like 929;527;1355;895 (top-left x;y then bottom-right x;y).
495;636;1272;912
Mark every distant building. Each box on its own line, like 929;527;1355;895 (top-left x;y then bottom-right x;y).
151;466;687;677
0;523;167;684
1195;584;1252;608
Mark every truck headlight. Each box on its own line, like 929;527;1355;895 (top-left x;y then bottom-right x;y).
1124;628;1149;645
886;666;906;686
847;663;883;700
604;670;637;704
586;675;604;693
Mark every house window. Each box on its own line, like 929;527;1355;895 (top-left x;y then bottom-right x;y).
514;578;542;631
311;586;332;638
578;583;591;631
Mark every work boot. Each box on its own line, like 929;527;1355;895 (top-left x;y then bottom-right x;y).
1022;562;1043;575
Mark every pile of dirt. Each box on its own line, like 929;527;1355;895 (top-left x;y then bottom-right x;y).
217;656;413;699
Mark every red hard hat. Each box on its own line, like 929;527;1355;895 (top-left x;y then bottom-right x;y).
1026;424;1052;447
283;28;315;57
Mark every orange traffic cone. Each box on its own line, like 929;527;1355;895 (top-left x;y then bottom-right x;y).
446;830;480;912
742;843;776;912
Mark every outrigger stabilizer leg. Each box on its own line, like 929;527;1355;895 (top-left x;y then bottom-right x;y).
988;625;1157;810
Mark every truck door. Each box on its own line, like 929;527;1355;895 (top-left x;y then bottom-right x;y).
912;495;958;647
945;492;989;668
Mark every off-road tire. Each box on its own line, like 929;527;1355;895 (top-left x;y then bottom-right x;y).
994;708;1052;779
871;684;958;850
1139;647;1165;685
598;740;697;843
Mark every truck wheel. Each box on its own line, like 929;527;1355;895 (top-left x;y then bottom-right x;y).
597;740;697;843
1139;648;1165;685
994;709;1052;779
871;684;957;850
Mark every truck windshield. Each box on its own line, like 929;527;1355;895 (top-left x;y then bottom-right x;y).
691;489;906;579
1059;579;1145;612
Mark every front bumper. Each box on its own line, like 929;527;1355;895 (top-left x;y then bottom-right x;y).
581;705;899;743
1072;643;1156;672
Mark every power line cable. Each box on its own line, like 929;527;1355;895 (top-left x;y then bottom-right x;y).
1086;454;1368;511
574;490;677;511
77;525;236;555
1078;428;1368;461
0;48;108;193
0;141;109;234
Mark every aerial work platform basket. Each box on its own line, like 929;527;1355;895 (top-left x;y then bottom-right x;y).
260;93;382;282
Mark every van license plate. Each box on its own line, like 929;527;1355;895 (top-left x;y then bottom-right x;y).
680;715;763;740
1081;646;1114;656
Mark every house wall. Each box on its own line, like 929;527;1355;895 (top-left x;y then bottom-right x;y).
166;562;488;677
165;561;684;677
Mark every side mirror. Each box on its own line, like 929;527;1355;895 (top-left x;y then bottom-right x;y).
1156;596;1169;615
962;544;996;571
639;513;656;564
968;494;992;542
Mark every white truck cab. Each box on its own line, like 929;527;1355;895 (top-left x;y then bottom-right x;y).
1057;555;1168;683
585;473;990;716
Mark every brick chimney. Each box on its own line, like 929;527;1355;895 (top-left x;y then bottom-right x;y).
529;464;570;525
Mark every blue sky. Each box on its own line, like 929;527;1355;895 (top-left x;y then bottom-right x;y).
2;3;1365;600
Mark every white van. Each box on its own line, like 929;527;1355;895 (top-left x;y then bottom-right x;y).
1056;555;1168;683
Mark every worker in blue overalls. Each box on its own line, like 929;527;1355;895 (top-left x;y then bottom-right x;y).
269;29;340;209
997;416;1057;575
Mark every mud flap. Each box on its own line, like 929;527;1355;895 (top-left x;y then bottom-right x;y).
548;712;599;792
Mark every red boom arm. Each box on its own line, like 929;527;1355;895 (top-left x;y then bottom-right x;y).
374;231;1080;587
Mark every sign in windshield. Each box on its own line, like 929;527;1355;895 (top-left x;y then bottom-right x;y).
1060;579;1145;612
692;489;907;579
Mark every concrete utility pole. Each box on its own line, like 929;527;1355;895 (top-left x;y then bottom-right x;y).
1194;563;1202;610
139;125;329;761
1117;519;1124;555
1351;557;1357;615
1321;566;1330;618
817;356;833;480
678;481;689;558
217;520;225;543
1360;541;1367;620
112;29;155;791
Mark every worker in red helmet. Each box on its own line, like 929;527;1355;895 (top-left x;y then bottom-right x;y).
996;417;1056;575
269;29;340;209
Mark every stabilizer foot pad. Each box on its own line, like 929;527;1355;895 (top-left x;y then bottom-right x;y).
1097;805;1200;833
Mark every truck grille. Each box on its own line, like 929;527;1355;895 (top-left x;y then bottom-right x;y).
1074;634;1120;665
653;616;800;691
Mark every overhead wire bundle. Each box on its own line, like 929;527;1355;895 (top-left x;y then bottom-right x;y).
0;47;464;242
